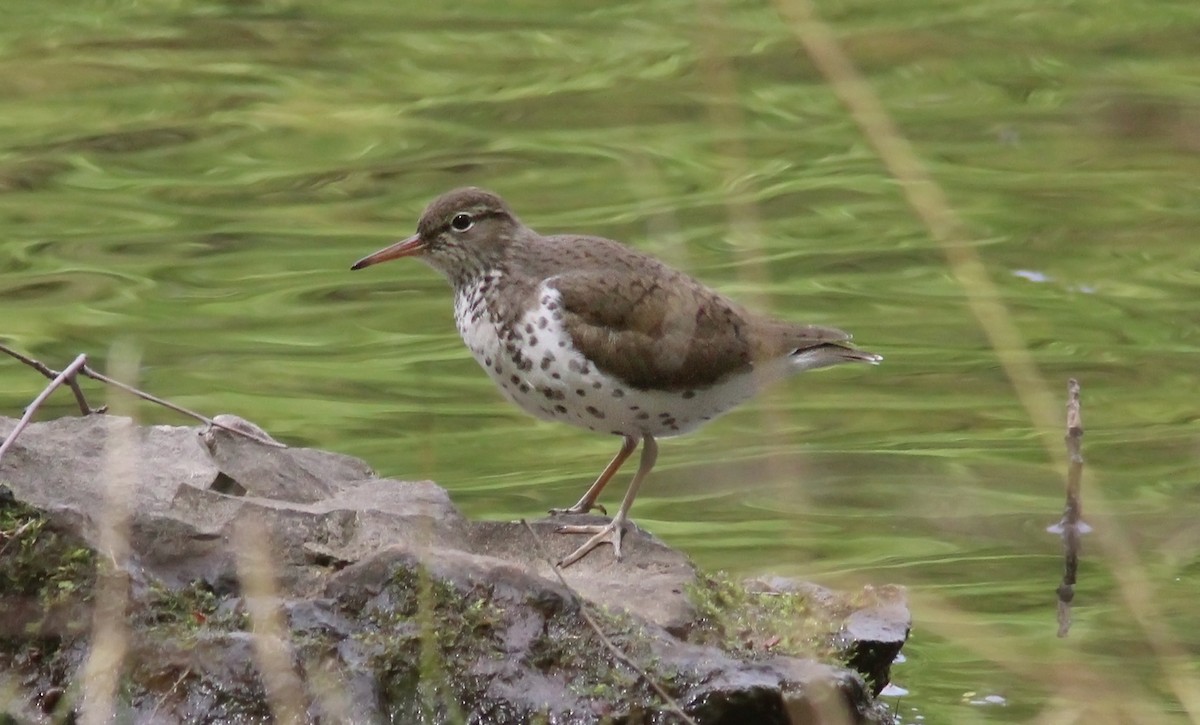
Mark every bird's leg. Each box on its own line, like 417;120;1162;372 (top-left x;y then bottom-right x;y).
549;434;638;516
557;435;658;568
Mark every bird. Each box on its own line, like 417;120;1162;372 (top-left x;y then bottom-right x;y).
351;187;880;567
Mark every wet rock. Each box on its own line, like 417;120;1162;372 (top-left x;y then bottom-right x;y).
750;578;911;696
0;414;906;723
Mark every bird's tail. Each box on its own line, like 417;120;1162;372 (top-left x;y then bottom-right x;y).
789;342;882;372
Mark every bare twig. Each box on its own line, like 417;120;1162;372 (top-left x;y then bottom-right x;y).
80;347;138;725
520;520;698;725
147;668;192;722
1056;379;1085;637
0;343;103;415
75;366;284;448
0;353;88;463
0;343;285;449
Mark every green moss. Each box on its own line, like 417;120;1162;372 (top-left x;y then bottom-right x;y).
354;563;688;722
0;490;97;720
137;578;247;635
0;492;96;640
532;602;667;705
356;565;503;724
686;572;843;662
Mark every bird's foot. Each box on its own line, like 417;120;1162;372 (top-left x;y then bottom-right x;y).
555;519;625;568
548;500;607;516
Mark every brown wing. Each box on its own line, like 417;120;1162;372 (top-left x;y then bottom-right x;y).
548;263;849;392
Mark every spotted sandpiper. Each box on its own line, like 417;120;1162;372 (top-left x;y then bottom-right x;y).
352;187;880;567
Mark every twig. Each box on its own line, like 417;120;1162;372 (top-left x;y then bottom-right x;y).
0;354;88;464
520;519;698;725
0;343;103;415
75;366;284;448
1056;379;1085;637
0;343;285;449
147;668;192;723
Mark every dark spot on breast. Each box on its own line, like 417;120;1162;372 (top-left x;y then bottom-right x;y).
636;412;650;420
541;295;551;305
610;430;624;435
547;301;559;311
658;412;671;418
528;335;537;346
629;405;639;411
518;358;533;372
510;375;520;385
551;372;561;379
519;383;530;393
538;317;548;329
576;389;585;396
663;417;676;427
558;341;566;348
591;381;602;390
540;353;555;370
682;390;696;399
586;406;605;419
484;357;492;366
525;323;534;334
554;404;568;414
612;389;624;398
567;359;582;373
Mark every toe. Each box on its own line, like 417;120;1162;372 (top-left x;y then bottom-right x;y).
555;520;626;568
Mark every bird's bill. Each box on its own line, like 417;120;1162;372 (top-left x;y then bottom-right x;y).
350;234;426;270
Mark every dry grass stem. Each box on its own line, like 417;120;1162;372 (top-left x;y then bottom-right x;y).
774;0;1199;716
232;519;309;725
79;347;139;725
695;0;804;499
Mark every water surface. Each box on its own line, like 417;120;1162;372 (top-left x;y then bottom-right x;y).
2;1;1199;722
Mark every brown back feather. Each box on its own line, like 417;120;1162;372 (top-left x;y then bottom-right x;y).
523;235;848;391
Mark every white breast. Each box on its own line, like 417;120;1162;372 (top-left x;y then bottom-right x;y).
454;279;786;438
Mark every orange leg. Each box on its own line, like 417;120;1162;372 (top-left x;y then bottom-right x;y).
549;434;638;516
556;434;658;567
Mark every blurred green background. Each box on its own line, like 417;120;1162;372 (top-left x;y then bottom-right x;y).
2;0;1199;722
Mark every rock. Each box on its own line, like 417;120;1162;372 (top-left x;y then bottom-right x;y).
201;414;371;502
841;586;911;696
0;414;906;724
749;578;910;696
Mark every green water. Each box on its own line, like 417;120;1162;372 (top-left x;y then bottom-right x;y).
3;1;1199;722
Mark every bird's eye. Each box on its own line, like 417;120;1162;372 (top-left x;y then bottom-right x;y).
451;213;474;232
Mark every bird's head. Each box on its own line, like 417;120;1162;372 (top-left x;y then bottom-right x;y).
351;187;521;282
